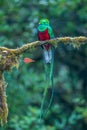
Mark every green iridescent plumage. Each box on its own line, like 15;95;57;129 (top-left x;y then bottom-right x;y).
38;19;55;119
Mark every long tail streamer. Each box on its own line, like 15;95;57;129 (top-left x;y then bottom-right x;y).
40;46;54;120
45;46;54;116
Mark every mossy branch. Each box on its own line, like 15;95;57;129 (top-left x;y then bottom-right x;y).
0;36;87;56
0;36;87;126
0;72;8;126
14;36;87;55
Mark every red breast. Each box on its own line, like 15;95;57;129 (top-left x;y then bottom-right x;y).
38;29;51;50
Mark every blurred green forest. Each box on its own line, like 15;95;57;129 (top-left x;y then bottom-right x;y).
0;0;87;130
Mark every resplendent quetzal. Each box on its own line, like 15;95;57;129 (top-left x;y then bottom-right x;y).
37;18;55;119
38;18;54;63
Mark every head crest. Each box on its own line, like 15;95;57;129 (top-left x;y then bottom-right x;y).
39;19;49;25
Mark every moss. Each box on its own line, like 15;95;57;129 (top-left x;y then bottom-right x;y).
0;49;20;126
0;71;8;126
0;49;19;71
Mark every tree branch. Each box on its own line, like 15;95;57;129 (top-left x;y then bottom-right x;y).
0;36;87;56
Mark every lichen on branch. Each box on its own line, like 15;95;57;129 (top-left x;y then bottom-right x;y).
12;36;87;55
0;36;87;57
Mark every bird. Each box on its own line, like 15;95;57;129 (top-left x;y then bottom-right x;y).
37;18;55;119
38;18;54;64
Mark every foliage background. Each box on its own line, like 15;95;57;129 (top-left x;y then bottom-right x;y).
0;0;87;130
